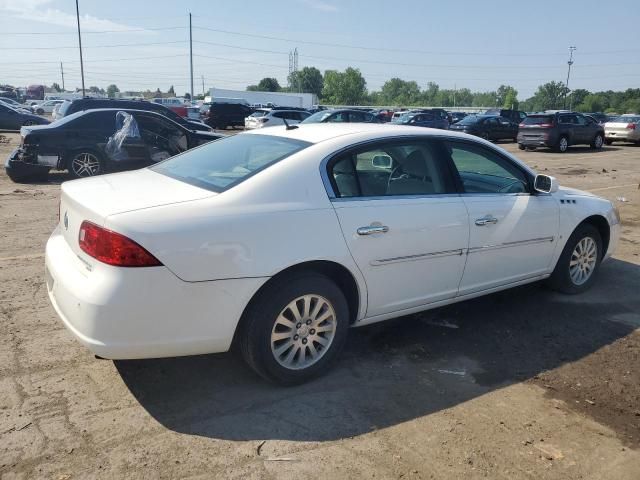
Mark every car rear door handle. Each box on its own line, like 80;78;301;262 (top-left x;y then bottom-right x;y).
357;225;389;235
475;215;498;226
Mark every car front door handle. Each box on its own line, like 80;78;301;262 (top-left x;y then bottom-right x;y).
475;215;498;226
357;225;389;236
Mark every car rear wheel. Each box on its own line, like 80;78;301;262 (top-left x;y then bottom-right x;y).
556;136;569;153
547;223;602;294
591;134;604;149
68;151;104;179
239;272;349;385
518;144;526;150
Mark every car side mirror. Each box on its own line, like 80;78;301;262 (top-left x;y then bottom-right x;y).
534;174;559;193
371;154;393;169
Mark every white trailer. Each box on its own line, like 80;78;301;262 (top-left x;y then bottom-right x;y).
208;88;317;109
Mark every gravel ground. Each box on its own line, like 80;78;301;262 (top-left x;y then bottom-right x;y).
0;132;639;479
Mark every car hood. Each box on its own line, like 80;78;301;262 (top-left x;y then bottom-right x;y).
61;168;216;219
558;186;598;198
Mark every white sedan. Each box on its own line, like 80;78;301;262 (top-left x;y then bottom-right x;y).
31;100;64;115
45;124;620;384
245;109;310;129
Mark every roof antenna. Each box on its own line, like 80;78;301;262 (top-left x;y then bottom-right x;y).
282;117;298;130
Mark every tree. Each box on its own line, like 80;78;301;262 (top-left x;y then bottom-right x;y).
184;92;191;101
288;67;323;97
321;68;367;105
246;85;259;91
88;86;104;94
503;89;519;110
577;94;606;113
523;81;568;111
570;89;590;110
51;82;61;92
168;85;175;95
257;77;281;92
496;85;518;108
106;84;120;98
422;82;440;105
380;78;421;106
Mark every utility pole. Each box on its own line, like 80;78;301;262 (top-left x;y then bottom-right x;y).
201;75;205;96
189;13;194;104
564;46;576;110
75;0;85;96
453;83;456;108
60;62;65;91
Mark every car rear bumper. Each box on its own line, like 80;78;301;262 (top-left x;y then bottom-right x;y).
45;226;267;360
605;131;639;141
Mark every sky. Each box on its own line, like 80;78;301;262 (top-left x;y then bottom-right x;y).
1;0;639;100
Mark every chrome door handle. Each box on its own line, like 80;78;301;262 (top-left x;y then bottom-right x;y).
357;225;389;236
475;215;498;226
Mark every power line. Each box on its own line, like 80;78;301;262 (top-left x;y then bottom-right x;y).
3;26;186;35
3;40;187;50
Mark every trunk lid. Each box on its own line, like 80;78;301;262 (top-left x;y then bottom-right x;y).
59;168;215;257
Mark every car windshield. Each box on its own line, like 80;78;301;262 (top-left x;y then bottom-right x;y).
611;115;640;123
522;115;553;125
301;111;333;123
152;134;312;192
457;115;480;125
250;111;268;117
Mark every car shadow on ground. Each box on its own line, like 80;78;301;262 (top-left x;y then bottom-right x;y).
115;258;639;442
522;146;625;154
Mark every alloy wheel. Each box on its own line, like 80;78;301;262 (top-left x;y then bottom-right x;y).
594;135;603;148
270;294;337;370
559;137;568;152
569;236;597;286
71;152;101;177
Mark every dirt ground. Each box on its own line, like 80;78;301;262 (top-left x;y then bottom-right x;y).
0;131;639;479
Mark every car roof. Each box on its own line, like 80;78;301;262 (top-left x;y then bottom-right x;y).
243;123;480;144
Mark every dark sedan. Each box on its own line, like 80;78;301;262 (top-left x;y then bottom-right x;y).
301;109;379;124
0;102;49;131
391;111;449;130
449;115;518;141
5;108;223;182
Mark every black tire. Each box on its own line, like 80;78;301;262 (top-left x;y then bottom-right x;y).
604;139;613;146
590;133;604;149
555;135;569;153
22;120;37;126
480;132;490;140
547;223;603;294
36;108;44;115
518;144;526;150
239;272;349;385
67;150;105;179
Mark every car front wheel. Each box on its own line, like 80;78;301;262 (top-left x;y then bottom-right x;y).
547;223;602;294
239;272;349;385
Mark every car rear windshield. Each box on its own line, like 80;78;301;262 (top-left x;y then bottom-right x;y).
302;111;333;123
522;115;554;125
457;115;480;125
151;134;312;192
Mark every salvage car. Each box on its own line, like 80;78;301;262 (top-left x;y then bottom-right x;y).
5;108;223;182
301;109;379;124
391;111;449;130
45;124;619;384
0;102;49;130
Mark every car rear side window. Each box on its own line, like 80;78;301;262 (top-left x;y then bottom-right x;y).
522;116;554;125
152;134;311;192
329;140;455;198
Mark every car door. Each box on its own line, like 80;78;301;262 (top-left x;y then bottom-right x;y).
444;139;559;295
328;138;469;317
485;117;500;139
574;114;592;143
497;117;516;139
0;104;19;130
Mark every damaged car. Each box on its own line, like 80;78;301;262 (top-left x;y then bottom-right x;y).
5;109;224;182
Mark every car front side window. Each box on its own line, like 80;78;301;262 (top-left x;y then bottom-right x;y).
446;141;529;194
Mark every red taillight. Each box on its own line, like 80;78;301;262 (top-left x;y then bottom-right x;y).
538;123;554;128
627;123;636;130
78;221;162;267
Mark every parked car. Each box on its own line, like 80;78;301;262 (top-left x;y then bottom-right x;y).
204;102;254;129
0;102;49;130
0;99;31;114
485;109;527;124
44;123;619;384
604;114;640;145
1;97;28;110
31;100;64;115
151;97;188;118
449;112;468;124
391;111;449;130
301;109;378;124
57;98;212;132
449;115;518;141
517;112;605;152
5;108;223;182
245;109;310;129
